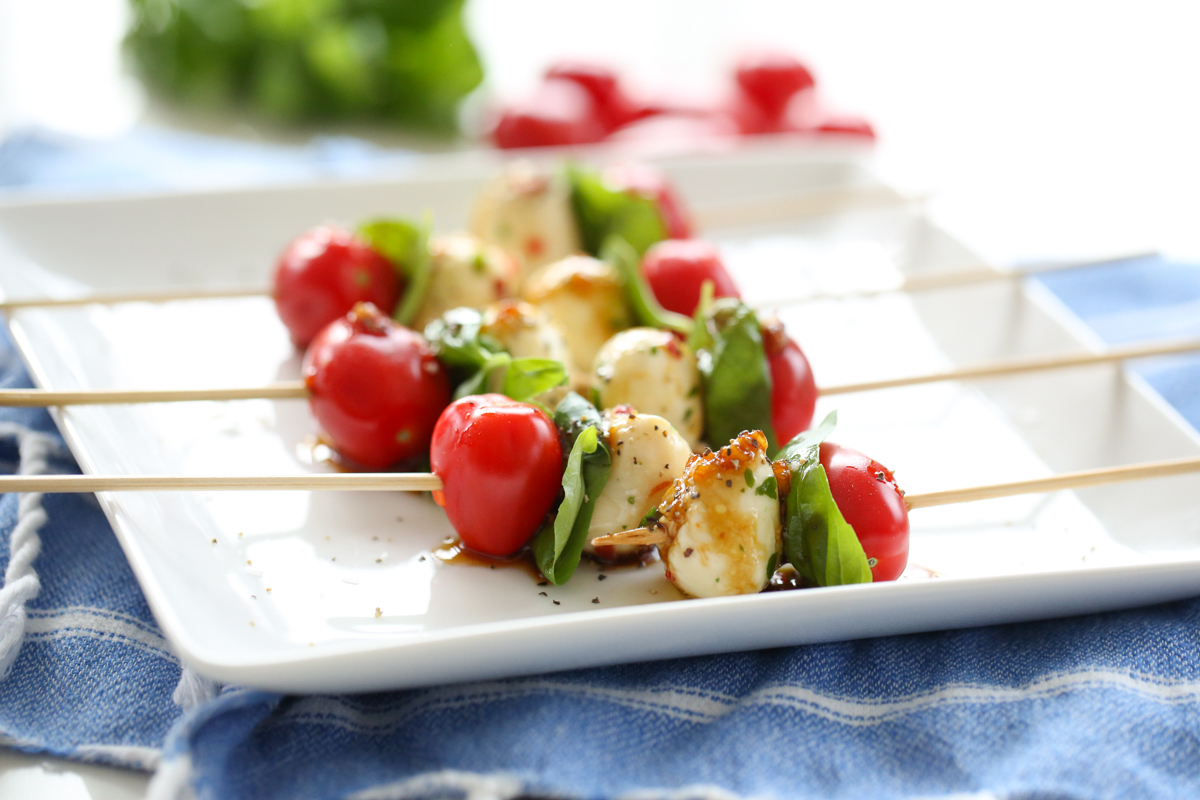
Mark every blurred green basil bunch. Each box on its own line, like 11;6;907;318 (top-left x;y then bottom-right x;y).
125;0;483;133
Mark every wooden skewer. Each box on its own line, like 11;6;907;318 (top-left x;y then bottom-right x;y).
3;335;1196;408
12;454;1200;500
817;336;1200;396
592;527;669;547
1;453;1195;508
0;248;1153;315
2;455;1197;552
591;455;1200;548
691;184;917;230
0;472;442;493
902;455;1200;510
0;186;918;313
753;251;1157;310
0;285;270;311
0;382;309;407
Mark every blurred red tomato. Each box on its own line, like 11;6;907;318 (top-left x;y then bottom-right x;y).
784;93;876;139
815;115;877;139
273;225;401;349
602;163;694;240
545;62;644;132
492;79;607;149
641;239;740;316
735;52;816;119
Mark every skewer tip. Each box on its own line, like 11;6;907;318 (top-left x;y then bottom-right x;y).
591;527;669;547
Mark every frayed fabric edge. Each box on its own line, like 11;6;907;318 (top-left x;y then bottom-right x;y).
146;752;196;800
349;770;528;800
0;423;68;680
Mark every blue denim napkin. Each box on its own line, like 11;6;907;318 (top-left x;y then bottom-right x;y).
1;128;1200;800
1036;257;1200;426
0;127;416;195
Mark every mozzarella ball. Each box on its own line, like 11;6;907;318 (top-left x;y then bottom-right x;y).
470;162;583;283
658;430;782;598
412;234;519;331
481;300;571;365
522;255;633;390
593;327;704;449
529;384;573;414
587;410;692;561
480;300;573;400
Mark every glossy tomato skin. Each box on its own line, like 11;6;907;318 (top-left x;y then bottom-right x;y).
602;163;693;240
492;79;607;149
819;442;909;582
735;52;816;120
304;303;450;470
641;239;741;316
764;332;818;443
430;394;563;557
273;225;402;349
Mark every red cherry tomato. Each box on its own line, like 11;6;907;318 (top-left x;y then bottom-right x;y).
491;79;607;149
602;163;693;240
545;62;640;132
734;52;816;120
729;93;781;135
273;225;402;349
818;442;909;582
762;325;817;443
304;303;450;470
641;239;740;316
430;394;563;557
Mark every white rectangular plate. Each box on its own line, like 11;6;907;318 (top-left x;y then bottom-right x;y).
1;143;1198;694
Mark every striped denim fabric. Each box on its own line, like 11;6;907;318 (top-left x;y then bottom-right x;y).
159;608;1200;800
0;333;184;771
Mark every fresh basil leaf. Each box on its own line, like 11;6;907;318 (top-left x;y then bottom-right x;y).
422;306;507;375
600;235;693;335
554;391;604;449
451;352;510;400
358;215;433;327
782;456;873;588
502;358;568;404
533;409;612;585
776;410;838;464
359;217;422;278
426;310;568;404
567;164;669;258
696;298;778;454
686;280;716;353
